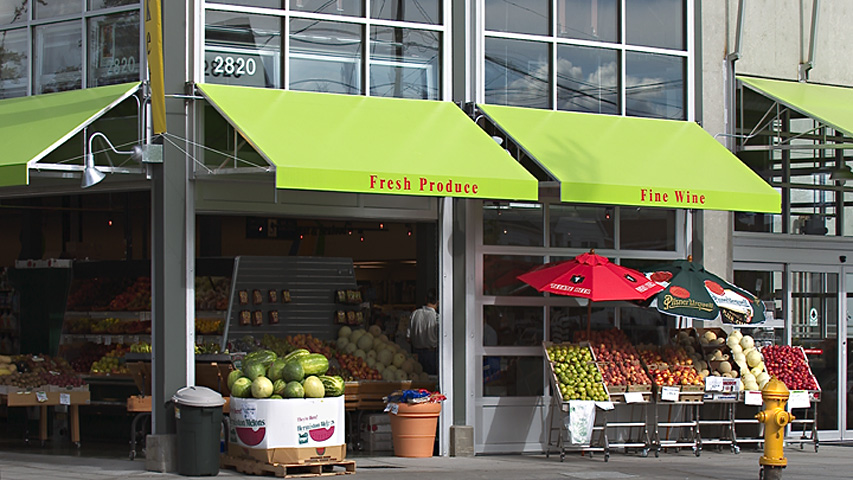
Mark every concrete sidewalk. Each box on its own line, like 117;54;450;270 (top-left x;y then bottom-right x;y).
0;445;848;480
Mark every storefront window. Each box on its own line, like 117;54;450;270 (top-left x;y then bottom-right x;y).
557;0;617;42
89;0;137;8
484;37;550;109
369;26;439;100
549;205;614;249
208;0;282;7
625;51;685;120
370;0;440;24
483;255;544;296
34;0;80;20
482;355;543;396
483;202;543;246
205;11;281;88
483;305;543;346
291;0;362;18
485;0;548;36
0;28;27;98
34;21;82;94
289;19;362;94
0;0;27;25
550;305;612;342
88;12;140;87
556;44;619;115
619;207;676;251
625;0;684;50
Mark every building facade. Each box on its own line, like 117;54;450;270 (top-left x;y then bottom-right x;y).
5;0;849;457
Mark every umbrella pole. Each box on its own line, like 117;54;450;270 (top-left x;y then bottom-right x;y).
587;302;592;338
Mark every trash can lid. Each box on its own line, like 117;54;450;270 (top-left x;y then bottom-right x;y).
172;386;225;407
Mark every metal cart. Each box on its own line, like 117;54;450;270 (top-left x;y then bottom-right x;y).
652;386;703;457
786;390;819;452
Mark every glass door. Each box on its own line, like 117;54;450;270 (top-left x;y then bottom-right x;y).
790;267;840;439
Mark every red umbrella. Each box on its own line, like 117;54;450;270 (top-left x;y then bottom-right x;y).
517;250;663;334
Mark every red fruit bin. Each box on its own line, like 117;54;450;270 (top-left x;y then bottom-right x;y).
760;345;821;402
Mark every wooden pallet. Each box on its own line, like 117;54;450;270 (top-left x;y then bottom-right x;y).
221;454;356;478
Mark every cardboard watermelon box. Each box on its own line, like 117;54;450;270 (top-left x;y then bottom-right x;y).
229;396;346;465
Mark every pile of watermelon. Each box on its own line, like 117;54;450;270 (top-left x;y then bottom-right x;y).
227;349;345;399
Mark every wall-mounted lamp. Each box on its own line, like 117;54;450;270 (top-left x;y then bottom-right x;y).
829;165;853;182
83;132;143;189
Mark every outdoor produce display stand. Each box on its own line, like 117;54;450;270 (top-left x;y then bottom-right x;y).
761;344;821;452
0;388;90;446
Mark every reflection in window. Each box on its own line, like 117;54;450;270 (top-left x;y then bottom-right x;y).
483;305;543;346
484;0;548;35
790;188;833;236
205;12;281;88
291;0;362;17
549;204;614;249
371;0;440;24
625;51;684;120
207;0;282;8
88;12;140;87
557;0;618;42
485;37;549;108
483;202;543;246
289;19;362;94
483;255;544;296
620;207;675;251
626;0;685;50
34;0;80;20
369;26;439;100
0;28;27;98
483;356;543;396
89;0;137;8
35;21;82;94
557;44;619;114
0;0;27;25
549;305;614;342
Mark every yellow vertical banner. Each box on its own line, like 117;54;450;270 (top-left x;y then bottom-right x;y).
145;0;167;134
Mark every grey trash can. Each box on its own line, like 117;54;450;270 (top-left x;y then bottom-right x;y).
172;386;225;476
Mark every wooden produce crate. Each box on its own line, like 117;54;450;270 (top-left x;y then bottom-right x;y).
343;380;437;411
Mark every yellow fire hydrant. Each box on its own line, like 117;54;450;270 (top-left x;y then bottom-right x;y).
755;377;795;480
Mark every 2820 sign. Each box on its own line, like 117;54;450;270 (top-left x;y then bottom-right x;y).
205;55;257;77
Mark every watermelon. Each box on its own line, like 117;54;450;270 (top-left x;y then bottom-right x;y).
282;348;310;364
284;381;304;398
231;377;253;398
298;353;329;376
282;360;304;383
267;359;287;382
270;394;283;399
273;379;287;396
243;349;277;369
251;376;274;398
319;375;345;397
244;362;267;381
303;375;325;398
227;369;243;390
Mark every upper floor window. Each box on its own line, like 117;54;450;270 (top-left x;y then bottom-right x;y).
0;0;141;98
483;0;688;120
204;1;445;99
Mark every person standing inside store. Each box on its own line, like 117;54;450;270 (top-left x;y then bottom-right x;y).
409;289;439;375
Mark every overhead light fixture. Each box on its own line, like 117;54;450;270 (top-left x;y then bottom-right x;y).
829;165;853;181
82;132;143;189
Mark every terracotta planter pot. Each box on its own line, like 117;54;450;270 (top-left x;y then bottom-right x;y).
388;402;442;457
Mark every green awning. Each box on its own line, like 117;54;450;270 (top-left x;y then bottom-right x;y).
197;84;538;201
738;76;853;137
0;82;140;187
478;104;781;213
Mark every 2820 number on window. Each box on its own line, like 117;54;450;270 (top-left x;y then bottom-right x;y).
205;55;257;77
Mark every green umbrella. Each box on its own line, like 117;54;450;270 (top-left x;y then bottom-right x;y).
643;257;766;325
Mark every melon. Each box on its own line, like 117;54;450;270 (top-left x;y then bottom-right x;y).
719;361;732;374
350;329;366;344
338;326;352;338
740;335;755;350
344;343;357;354
245;362;267;381
231;377;252;398
273;379;287;396
366;357;376;368
251;376;274;398
367;349;377;360
357;333;374;351
303;376;325;398
284;381;304;398
267;359;287;382
368;324;382;337
703;331;717;342
227;369;244;390
336;337;350;350
394;369;408;381
392;353;405;368
377;348;393;367
746;349;763;368
282;360;304;383
354;349;366;360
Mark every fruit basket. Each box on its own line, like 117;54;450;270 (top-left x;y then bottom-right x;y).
760;345;821;402
544;342;609;402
